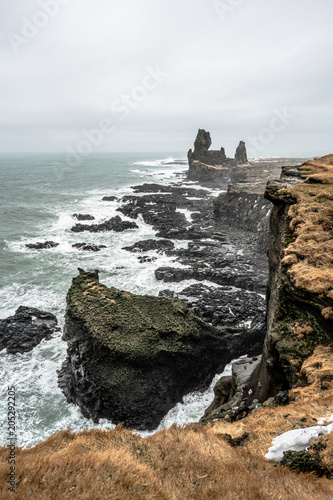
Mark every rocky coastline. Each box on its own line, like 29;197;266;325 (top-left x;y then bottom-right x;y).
1;143;333;498
57;133;316;430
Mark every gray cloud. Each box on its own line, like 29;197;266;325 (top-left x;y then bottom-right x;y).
0;0;332;156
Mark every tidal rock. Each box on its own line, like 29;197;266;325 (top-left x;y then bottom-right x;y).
71;215;138;233
25;241;59;250
72;214;95;221
155;266;266;294
0;306;59;354
102;196;118;202
58;269;233;431
72;243;107;252
122;239;175;253
138;256;157;263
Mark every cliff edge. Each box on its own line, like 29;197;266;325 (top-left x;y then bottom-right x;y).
206;155;333;417
250;155;333;399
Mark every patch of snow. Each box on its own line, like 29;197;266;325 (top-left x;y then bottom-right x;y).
317;414;333;425
265;423;333;462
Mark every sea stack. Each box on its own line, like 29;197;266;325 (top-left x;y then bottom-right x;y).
187;129;248;182
235;140;248;164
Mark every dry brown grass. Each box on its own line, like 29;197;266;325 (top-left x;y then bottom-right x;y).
1;345;333;499
281;155;333;305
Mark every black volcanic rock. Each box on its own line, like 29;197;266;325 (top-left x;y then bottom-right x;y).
188;129;229;169
159;283;266;355
186;129;249;183
72;214;95;221
138;255;157;263
102;196;118;202
58;269;235;431
235;141;248;165
0;306;59;354
122;239;175;253
72;243;107;252
154;266;266;294
25;241;59;250
71;216;138;233
194;128;212;152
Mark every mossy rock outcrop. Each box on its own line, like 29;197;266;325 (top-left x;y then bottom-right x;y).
58;269;231;430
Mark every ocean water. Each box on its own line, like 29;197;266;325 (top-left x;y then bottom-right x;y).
0;152;230;448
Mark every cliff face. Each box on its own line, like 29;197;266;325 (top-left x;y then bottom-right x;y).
248;156;333;402
203;156;333;421
214;184;272;248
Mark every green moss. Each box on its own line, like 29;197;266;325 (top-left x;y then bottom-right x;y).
280;449;332;478
65;270;217;363
273;292;330;385
285;234;296;246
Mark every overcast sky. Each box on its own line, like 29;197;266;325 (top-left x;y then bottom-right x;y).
1;0;332;157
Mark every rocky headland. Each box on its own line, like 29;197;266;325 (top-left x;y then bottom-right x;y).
58;269;233;430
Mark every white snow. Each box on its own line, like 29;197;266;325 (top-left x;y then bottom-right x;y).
265;423;333;461
317;414;333;425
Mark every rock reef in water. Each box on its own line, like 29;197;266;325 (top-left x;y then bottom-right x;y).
0;306;59;354
58;269;234;430
71;215;138;233
25;241;59;250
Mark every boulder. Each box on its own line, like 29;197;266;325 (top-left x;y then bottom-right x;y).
72;214;95;221
25;241;59;250
0;306;59;354
102;196;118;202
72;243;107;252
